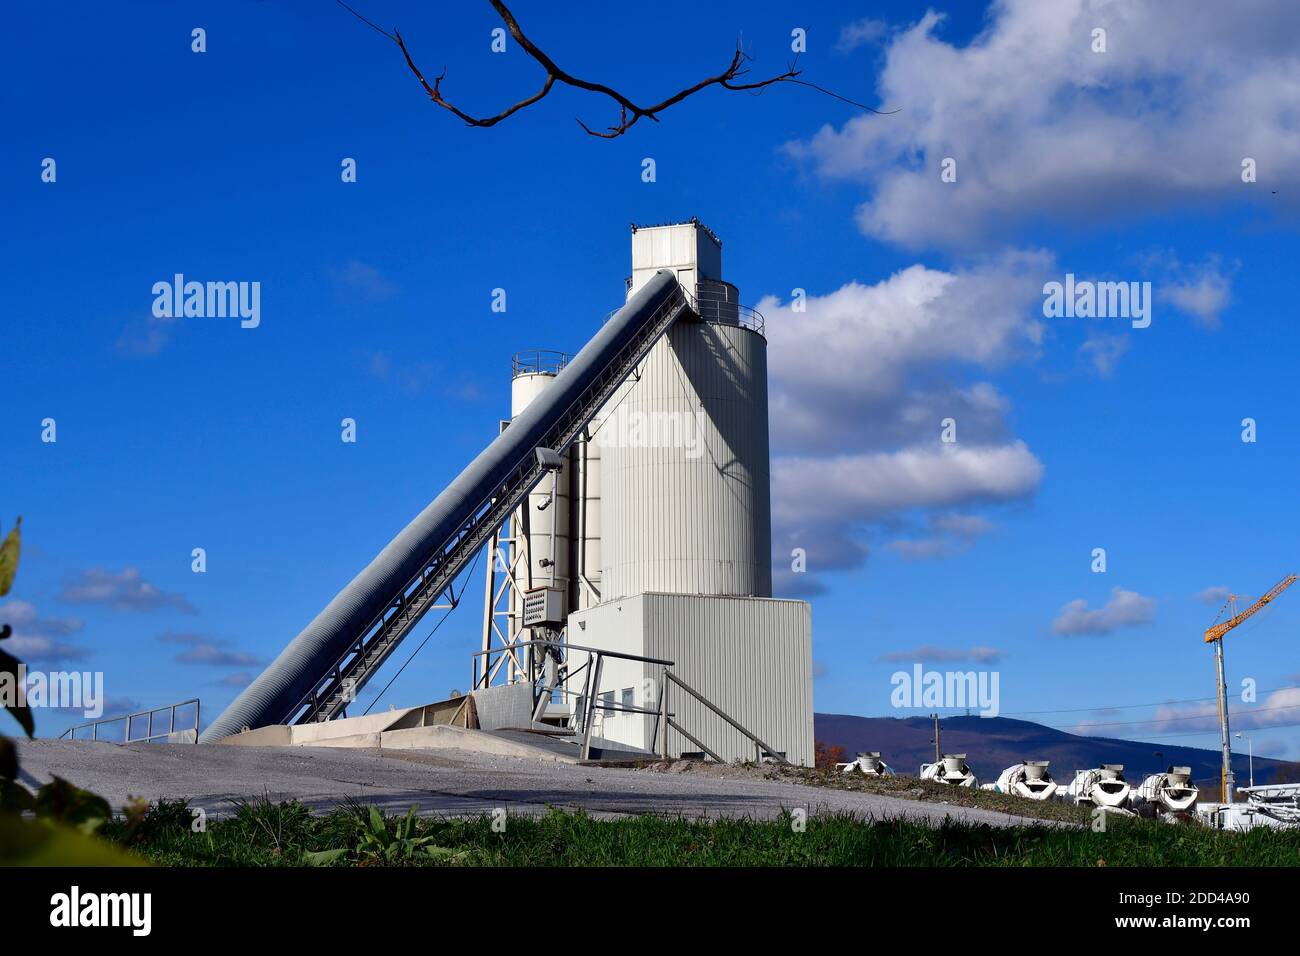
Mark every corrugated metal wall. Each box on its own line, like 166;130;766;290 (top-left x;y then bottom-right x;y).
629;222;722;298
568;593;814;767
598;320;772;600
645;593;812;767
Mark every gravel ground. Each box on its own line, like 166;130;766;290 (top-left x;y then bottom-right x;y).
15;739;1070;828
642;759;1092;825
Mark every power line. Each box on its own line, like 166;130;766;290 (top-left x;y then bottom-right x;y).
1004;685;1298;718
1064;700;1300;731
1094;719;1300;741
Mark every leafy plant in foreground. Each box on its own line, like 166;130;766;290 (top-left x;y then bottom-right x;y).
0;516;139;865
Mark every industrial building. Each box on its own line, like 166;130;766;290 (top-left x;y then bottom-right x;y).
202;221;814;767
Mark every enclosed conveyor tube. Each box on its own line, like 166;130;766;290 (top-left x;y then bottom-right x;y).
201;271;687;741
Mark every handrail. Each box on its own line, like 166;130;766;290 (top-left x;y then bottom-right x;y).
664;672;790;765
60;698;200;743
472;638;674;668
473;640;790;765
512;349;572;378
694;287;765;335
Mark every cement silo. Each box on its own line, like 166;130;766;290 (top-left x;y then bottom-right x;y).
597;222;773;600
479;222;812;766
509;352;572;609
566;221;813;766
501;351;602;663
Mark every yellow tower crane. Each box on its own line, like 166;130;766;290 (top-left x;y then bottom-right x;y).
1203;573;1297;804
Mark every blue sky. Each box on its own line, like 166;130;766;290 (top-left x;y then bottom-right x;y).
4;0;1299;760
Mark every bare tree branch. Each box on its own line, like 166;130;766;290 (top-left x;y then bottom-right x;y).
338;0;895;138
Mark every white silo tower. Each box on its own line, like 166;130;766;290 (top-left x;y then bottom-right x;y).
483;351;602;684
509;353;572;614
483;222;813;764
598;221;772;600
567;221;813;766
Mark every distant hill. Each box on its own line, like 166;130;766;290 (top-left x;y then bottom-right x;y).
814;713;1300;789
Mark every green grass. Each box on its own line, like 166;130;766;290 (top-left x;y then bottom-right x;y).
100;798;1300;867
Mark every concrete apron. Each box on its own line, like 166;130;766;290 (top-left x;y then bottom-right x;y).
216;693;583;764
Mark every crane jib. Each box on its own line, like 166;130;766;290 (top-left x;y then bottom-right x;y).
1202;574;1297;642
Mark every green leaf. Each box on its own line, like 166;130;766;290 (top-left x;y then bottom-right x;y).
0;517;20;597
0;648;35;738
368;804;386;839
0;815;145;867
302;848;348;867
33;775;112;833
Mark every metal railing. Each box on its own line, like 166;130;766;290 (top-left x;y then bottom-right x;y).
694;286;765;335
512;349;572;378
611;284;765;335
471;639;789;765
60;699;200;743
657;671;788;765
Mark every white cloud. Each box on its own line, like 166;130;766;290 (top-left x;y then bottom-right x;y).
760;250;1051;454
1198;585;1231;606
930;512;995;537
59;567;195;614
158;632;260;668
764;256;1049;591
1079;333;1130;377
886;511;996;561
0;600;88;664
335;260;397;301
886;537;960;561
835;18;887;54
795;0;1300;249
775;442;1043;529
1161;261;1234;330
1089;687;1300;736
1052;587;1155;635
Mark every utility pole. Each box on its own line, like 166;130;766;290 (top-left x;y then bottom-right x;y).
1235;732;1254;789
930;713;941;763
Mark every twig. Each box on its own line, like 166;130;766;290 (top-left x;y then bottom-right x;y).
338;0;895;138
